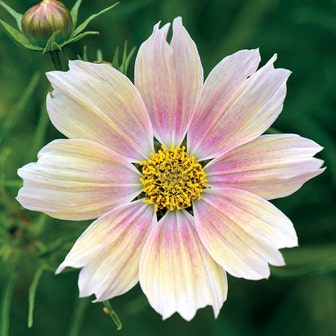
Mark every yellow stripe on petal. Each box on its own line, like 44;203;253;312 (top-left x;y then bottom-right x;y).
206;134;324;200
17;139;142;220
56;201;156;300
189;51;291;160
135;17;203;147
46;60;154;162
194;188;298;280
139;210;227;321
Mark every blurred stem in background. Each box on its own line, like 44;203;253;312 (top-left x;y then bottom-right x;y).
67;298;91;336
0;255;18;336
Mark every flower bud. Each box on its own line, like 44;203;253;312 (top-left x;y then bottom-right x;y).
21;0;73;48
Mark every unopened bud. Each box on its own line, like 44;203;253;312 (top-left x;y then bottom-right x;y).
21;0;73;48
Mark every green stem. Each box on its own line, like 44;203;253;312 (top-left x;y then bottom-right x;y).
102;300;122;330
68;298;90;336
28;264;46;328
62;47;70;63
0;256;18;336
50;50;64;71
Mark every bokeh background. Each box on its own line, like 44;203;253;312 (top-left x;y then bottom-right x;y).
0;0;335;335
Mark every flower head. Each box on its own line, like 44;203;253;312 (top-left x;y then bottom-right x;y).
17;17;324;320
21;0;73;48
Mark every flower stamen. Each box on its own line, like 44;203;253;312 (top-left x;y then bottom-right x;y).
140;145;208;211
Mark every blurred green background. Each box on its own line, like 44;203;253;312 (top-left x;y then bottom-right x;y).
0;0;335;335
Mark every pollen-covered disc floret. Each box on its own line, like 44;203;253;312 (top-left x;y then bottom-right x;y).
140;145;208;211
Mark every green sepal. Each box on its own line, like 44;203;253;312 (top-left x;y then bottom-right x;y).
43;31;62;54
0;0;22;30
71;2;119;38
0;19;42;51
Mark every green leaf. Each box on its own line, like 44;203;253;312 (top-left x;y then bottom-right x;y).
298;116;336;185
64;31;99;46
120;42;136;75
111;42;136;75
80;45;89;61
112;46;120;69
96;49;104;62
70;0;83;28
0;1;23;30
272;244;336;277
0;19;42;51
0;71;41;145
0;180;22;188
71;3;119;38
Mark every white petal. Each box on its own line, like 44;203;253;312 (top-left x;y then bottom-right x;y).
189;52;291;160
57;201;156;300
193;188;298;280
47;60;154;162
135;17;203;147
139;210;227;320
206;134;324;199
17;139;141;220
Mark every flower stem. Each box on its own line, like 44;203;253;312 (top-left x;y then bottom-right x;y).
68;297;90;336
28;264;46;328
102;300;122;330
50;50;64;71
0;256;18;336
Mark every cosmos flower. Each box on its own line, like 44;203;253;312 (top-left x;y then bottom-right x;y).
17;17;324;320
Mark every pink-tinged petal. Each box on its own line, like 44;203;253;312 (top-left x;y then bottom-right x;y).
17;139;142;220
188;51;291;160
46;60;153;162
193;188;298;280
135;17;203;147
206;134;324;200
56;201;155;300
139;210;227;321
170;18;203;143
187;49;260;159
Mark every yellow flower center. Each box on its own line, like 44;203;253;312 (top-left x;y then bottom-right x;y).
139;145;208;211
